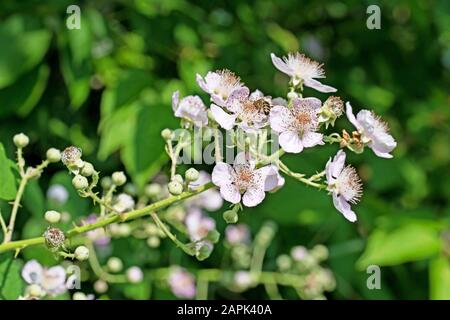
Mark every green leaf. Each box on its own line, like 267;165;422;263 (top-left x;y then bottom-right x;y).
0;15;51;89
430;255;450;300
22;180;45;218
357;222;441;270
0;254;24;300
0;142;17;200
123;282;151;300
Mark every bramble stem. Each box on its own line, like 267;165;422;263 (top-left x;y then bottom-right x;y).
3;176;28;243
87;241;128;283
0;182;214;253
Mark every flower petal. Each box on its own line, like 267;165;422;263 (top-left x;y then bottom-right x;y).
369;136;397;158
196;73;209;93
233;151;255;168
293;97;322;110
172;91;180;113
220;183;241;204
242;186;266;207
279;131;303;153
270;53;293;76
228;86;250;104
22;260;44;285
269;105;291;132
263;165;285;192
332;193;357;222
325;149;346;183
212;162;233;187
301;131;324;148
345;102;361;130
210;104;236;130
43;266;67;294
304;78;337;93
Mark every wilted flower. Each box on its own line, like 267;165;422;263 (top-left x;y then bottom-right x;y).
168;267;196;299
225;224;250;244
46;184;69;205
112;193;135;213
61;146;83;169
325;150;362;222
172;91;208;126
22;260;68;297
270;97;324;153
196;69;249;107
210;90;273;131
270;52;336;93
211;152;276;207
187;171;223;211
43;227;65;251
185;208;215;242
318;96;344;128
346;102;397;158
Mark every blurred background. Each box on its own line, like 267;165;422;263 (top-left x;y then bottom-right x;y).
0;0;449;299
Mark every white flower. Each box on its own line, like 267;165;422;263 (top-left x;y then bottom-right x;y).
112;193;135;213
22;260;67;297
270;97;324;153
225;224;250;244
211;152;276;207
196;69;249;108
172;91;208;126
187;171;223;211
346;102;397;158
46;184;69;205
264;165;285;192
211;89;273;131
270;52;337;93
168;267;196;299
325;150;362;222
185;208;216;242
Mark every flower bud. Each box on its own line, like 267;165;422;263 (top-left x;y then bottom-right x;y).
223;210;238;224
27;284;44;298
94;280;108;294
126;266;144;283
61;146;82;167
44;210;61;224
168;181;183;195
43;227;65;251
287;91;298;100
101;177;112;189
206;230;220;243
107;257;123;272
185;168;199;182
310;244;329;261
318;96;343;129
173;174;184;184
74;245;89;261
196;243;213;261
145;183;161;198
13;133;29;148
72;175;89;190
72;292;89;300
161;128;173;140
46;148;61;163
146;236;160;248
112;171;127;186
124;183;137;196
276;254;292;271
80;162;95;177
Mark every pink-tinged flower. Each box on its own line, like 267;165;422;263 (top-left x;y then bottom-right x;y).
270;52;337;93
270;97;324;153
264;165;285;192
346;102;397;158
172;91;208;126
185;208;216;241
211;152;276;207
187;171;223;211
210;90;273;131
84;215;111;246
225;224;251;244
291;246;308;261
112;193;135;213
196;69;249;107
22;260;67;297
168;267;196;299
325;150;362;222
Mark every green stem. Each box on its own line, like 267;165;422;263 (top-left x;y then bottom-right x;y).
0;210;7;236
278;160;327;189
0;182;214;253
87;241;128;283
3;176;28;243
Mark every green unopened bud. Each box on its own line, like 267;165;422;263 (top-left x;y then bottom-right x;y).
46;148;61;163
172;174;184;184
196;243;213;261
206;230;220;243
101;177;112;189
107;257;123;273
27;284;44;298
145;183;161;198
112;171;127;186
74;245;89;261
168;181;183;195
146;236;161;248
124;183;136;196
13;133;29;148
94;280;108;294
185;168;199;182
311;244;329;261
80;162;94;177
276;254;292;271
223;210;238;224
72;175;89;190
44;210;61;224
161;128;173;140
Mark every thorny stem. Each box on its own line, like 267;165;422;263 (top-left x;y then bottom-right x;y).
0;182;214;253
0;210;8;235
3;176;28;243
278;160;327;189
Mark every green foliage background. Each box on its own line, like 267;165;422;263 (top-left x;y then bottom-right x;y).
0;0;449;299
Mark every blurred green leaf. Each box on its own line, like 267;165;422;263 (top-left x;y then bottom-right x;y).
429;255;450;300
123;282;151;300
0;254;24;300
22;180;45;218
357;223;441;270
0;143;17;200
